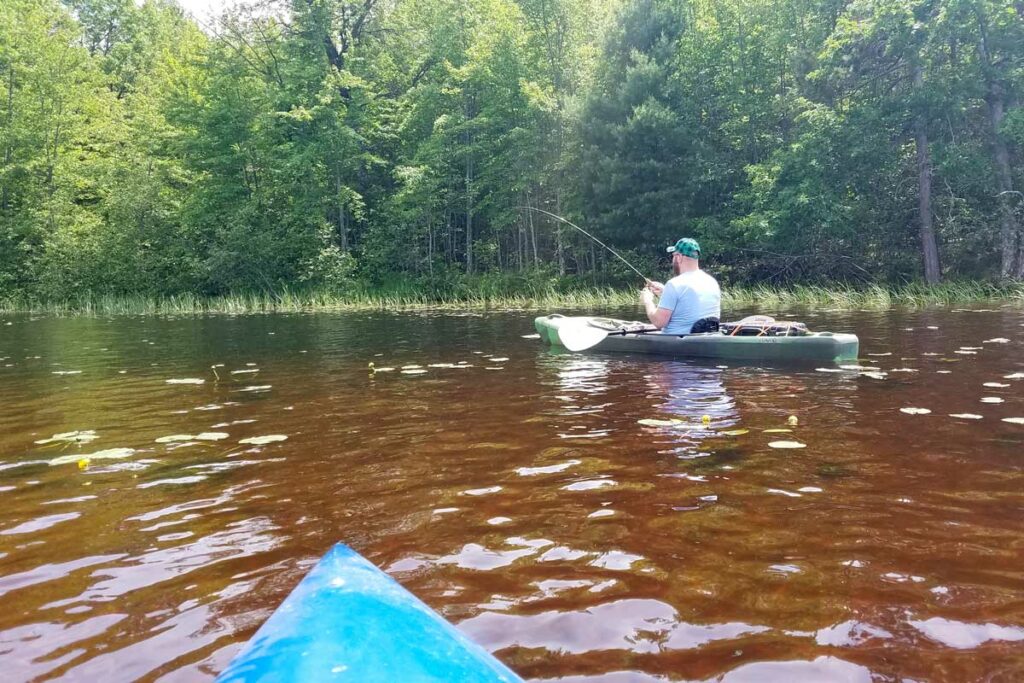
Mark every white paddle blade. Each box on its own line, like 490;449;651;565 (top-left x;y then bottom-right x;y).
556;320;610;351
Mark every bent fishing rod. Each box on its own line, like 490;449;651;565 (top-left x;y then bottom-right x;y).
517;206;651;285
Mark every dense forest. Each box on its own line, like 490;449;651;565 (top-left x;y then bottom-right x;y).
1;0;1022;300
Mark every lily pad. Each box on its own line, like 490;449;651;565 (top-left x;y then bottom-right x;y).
763;428;792;433
401;369;428;375
983;382;1010;388
983;338;1010;344
980;397;1004;404
166;378;205;385
155;434;194;443
239;434;288;445
768;440;806;449
1005;372;1024;380
50;448;135;466
462;486;502;496
949;413;983;420
35;430;98;445
638;418;682;427
195;432;229;441
1002;418;1024;425
516;460;580;476
721;429;749;436
767;488;802;497
899;407;931;415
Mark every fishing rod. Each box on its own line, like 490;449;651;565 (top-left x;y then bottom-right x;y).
517;206;651;284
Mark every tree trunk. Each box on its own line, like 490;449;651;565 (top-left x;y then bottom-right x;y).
555;192;565;276
446;210;453;261
914;64;941;284
465;151;473;274
527;192;539;267
985;95;1020;278
336;166;348;252
517;208;525;271
2;63;13;213
973;7;1021;278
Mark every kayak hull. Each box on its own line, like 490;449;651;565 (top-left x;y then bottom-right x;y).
217;543;521;683
534;315;859;363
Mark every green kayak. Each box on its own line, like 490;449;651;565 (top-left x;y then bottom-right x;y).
534;314;859;363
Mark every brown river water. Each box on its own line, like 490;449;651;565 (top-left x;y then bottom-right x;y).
0;307;1022;682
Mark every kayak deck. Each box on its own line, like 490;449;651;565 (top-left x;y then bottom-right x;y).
217;544;521;683
535;315;860;363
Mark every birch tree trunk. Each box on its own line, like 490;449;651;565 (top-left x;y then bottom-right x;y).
465;149;473;274
914;63;941;284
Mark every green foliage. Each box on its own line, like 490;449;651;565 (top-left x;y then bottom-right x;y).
0;0;1022;301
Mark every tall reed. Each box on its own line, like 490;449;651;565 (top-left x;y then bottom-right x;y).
1;281;1020;315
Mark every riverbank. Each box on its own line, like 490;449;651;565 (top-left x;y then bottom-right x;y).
1;282;1021;315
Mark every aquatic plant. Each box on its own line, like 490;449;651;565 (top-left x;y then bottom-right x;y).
0;281;1021;316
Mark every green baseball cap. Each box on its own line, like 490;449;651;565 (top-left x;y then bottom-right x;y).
667;237;701;258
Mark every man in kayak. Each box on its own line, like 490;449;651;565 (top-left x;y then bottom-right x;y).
640;237;721;334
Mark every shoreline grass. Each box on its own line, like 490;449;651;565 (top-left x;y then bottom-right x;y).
1;281;1021;316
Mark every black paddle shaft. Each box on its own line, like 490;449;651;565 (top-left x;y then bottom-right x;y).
607;327;660;336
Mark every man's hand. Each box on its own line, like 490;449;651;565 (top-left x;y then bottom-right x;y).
642;283;670;329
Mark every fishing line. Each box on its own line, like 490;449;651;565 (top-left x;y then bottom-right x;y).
517;206;650;283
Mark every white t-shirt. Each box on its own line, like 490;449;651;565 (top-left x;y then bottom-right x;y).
657;270;721;334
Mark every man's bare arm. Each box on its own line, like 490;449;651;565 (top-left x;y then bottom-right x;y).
640;289;672;329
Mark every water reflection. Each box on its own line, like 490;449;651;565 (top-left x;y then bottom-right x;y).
0;307;1022;681
542;355;617;441
645;362;737;459
461;598;769;655
540;352;739;459
908;617;1024;649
